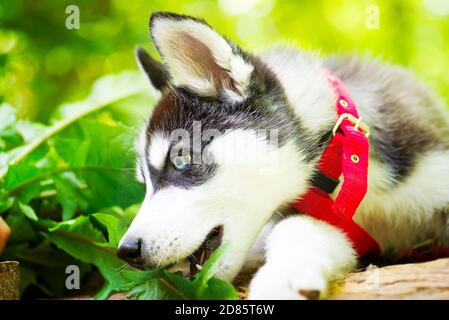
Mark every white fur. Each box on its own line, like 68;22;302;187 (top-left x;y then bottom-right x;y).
121;129;313;279
356;151;449;252
248;216;356;299
135;128;147;183
261;47;336;132
147;132;170;171
242;215;280;272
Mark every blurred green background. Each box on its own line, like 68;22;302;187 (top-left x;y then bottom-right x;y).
1;0;449;122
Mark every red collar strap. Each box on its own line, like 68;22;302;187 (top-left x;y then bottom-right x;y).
291;71;381;257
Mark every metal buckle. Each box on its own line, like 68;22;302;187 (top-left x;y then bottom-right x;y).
332;113;371;138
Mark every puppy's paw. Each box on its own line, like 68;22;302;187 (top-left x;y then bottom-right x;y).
247;264;327;300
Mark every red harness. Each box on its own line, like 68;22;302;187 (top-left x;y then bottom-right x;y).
292;71;381;257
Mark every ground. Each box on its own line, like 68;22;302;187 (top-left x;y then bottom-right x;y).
2;258;449;300
101;258;449;300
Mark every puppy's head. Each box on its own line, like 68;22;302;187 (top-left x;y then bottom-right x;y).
118;12;311;279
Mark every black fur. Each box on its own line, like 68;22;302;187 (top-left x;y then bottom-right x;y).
136;46;168;90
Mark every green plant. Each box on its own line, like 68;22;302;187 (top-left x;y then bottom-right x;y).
0;71;237;300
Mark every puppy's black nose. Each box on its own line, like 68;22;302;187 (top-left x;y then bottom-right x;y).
117;239;142;264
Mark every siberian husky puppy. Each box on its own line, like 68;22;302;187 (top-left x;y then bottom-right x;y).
118;12;449;299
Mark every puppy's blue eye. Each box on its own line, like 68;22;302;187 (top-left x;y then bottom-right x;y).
173;154;191;170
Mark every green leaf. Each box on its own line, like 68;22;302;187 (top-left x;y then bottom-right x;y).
163;271;196;299
3;240;82;268
120;243;237;300
18;264;38;294
0;127;23;151
195;278;237;300
122;204;140;225
4;161;47;191
4;209;37;244
54;174;87;220
96;205;139;229
50;71;148;123
193;243;229;287
18;202;38;221
90;212;128;248
45;216;106;258
0;197;14;214
125;280;171;300
191;243;237;300
53;137;90;167
122;269;166;283
43;215;131;298
0;71;147;181
2;239;92;297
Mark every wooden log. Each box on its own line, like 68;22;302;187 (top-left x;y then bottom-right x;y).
0;261;20;300
329;258;449;299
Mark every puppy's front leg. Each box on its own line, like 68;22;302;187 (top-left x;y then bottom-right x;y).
248;215;357;300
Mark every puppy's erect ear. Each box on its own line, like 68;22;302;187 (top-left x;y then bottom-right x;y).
136;46;169;91
150;12;254;101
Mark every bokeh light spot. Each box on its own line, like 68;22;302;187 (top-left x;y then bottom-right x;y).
45;47;73;75
423;0;449;16
219;0;274;17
